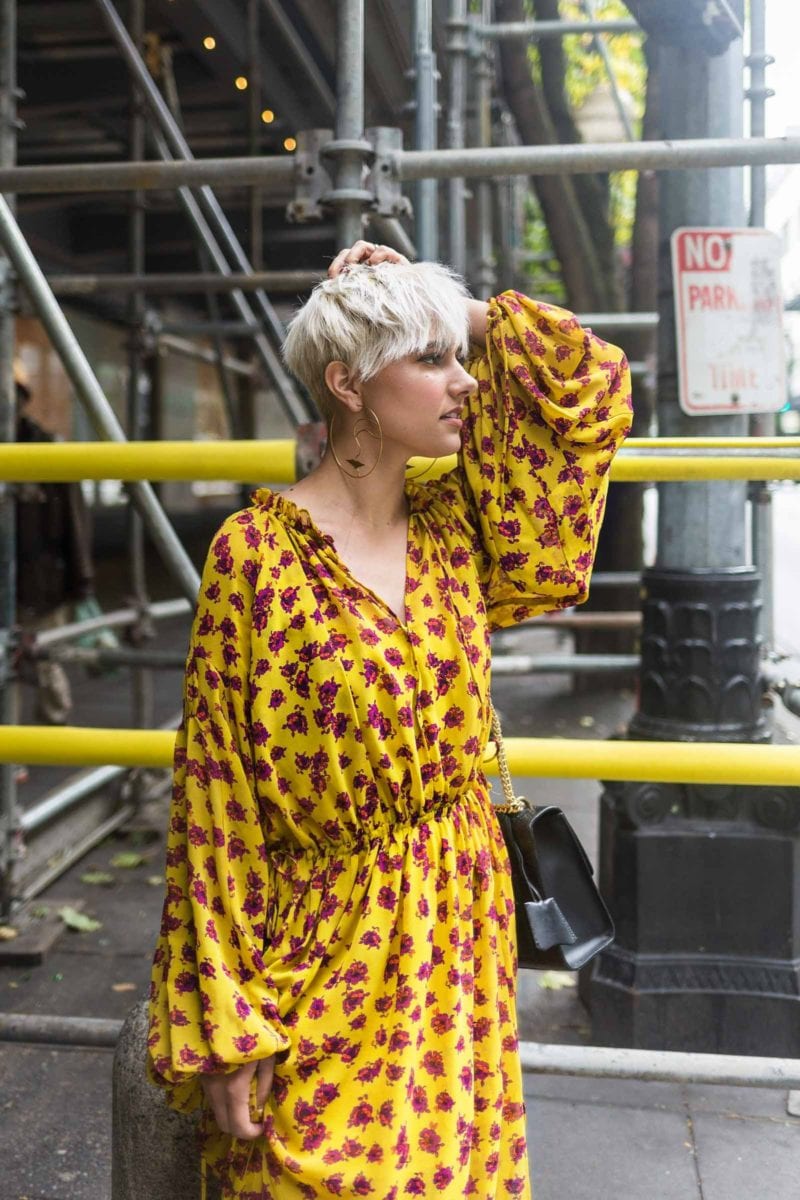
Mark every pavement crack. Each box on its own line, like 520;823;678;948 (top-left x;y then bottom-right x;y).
719;1110;800;1128
682;1087;706;1200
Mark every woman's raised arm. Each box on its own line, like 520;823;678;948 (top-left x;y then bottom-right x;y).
423;291;632;628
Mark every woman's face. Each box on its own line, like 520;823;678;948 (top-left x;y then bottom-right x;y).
358;344;477;461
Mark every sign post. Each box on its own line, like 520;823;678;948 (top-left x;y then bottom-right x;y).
671;227;785;415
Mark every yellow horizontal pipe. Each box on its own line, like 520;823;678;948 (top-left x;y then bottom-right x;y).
0;440;797;482
2;726;799;787
497;737;800;788
2;727;176;769
0;440;297;482
627;437;800;450
611;456;800;481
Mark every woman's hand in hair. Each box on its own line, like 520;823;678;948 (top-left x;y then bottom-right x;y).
329;240;409;278
200;1054;276;1139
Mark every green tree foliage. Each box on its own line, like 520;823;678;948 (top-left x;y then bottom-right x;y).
521;0;647;299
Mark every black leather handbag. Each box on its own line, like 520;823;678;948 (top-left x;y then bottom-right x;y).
490;706;615;971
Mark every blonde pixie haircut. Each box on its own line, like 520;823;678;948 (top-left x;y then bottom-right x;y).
282;260;471;419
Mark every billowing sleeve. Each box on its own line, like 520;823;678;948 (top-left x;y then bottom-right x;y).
147;509;289;1108
440;289;632;630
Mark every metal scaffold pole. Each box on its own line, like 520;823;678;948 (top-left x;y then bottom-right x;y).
480;18;639;40
493;106;526;291
4;136;800;196
396;136;800;178
470;1;494;295
45;270;323;296
93;0;313;425
747;0;770;227
472;1;496;295
445;0;468;274
411;0;439;261
247;0;264;273
332;0;370;247
0;0;17;920
0;195;200;605
746;0;775;649
125;0;156;753
0;155;296;194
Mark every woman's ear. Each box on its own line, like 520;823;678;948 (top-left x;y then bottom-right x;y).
324;361;363;413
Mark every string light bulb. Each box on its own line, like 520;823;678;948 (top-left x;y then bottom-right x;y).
235;75;248;91
203;36;216;50
283;136;297;152
261;108;275;124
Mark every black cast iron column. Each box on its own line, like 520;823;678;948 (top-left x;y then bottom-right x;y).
588;567;800;1054
586;3;800;1055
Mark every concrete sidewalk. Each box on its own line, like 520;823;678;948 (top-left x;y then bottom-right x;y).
525;1072;799;1200
1;620;799;1198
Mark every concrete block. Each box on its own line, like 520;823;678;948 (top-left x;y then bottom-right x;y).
111;999;219;1200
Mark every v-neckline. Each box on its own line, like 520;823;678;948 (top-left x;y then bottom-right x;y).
259;488;414;632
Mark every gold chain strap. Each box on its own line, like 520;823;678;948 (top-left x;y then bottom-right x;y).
489;703;527;814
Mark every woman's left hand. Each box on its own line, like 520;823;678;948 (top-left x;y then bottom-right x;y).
328;240;409;278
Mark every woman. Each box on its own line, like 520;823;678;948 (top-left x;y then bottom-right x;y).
147;241;632;1198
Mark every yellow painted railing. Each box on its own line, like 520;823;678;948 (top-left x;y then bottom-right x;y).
0;438;797;482
611;457;800;481
2;435;797;787
1;726;798;787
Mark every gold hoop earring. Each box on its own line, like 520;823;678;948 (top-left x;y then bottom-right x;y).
328;405;383;479
405;457;440;482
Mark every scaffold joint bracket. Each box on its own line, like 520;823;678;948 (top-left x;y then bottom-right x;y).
365;128;410;219
287;129;334;224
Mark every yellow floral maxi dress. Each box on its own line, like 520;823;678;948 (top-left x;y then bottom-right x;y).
147;293;632;1199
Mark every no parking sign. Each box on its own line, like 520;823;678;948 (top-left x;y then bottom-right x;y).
671;227;786;415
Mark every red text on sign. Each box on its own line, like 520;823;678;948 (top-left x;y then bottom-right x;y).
677;232;733;272
709;365;759;390
687;284;743;311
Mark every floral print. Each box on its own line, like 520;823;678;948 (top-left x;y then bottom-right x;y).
147;293;632;1198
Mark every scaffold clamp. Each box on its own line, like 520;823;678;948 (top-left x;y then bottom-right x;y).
287;129;335;224
366;127;412;219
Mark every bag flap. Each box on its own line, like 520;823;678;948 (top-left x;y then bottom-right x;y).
524;897;578;950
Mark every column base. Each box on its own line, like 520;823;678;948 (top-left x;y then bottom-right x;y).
586;945;800;1055
584;784;800;1056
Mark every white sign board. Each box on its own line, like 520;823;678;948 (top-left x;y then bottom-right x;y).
671;227;785;415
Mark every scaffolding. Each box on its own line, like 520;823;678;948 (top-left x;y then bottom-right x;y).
0;0;794;909
2;1;800;1178
0;0;790;861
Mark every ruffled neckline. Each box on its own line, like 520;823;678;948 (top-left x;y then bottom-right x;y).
252;488;336;547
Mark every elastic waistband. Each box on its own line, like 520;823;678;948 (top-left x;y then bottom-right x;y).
265;782;489;865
